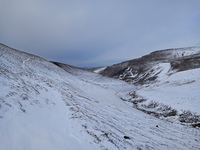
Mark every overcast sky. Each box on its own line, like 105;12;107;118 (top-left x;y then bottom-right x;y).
0;0;200;67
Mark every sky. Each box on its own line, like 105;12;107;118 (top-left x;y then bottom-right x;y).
0;0;200;67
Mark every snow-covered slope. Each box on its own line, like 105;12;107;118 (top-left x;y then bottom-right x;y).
130;63;200;127
0;44;200;150
93;67;107;74
136;63;200;113
99;47;200;127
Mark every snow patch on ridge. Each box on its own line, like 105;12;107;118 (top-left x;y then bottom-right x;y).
94;67;107;73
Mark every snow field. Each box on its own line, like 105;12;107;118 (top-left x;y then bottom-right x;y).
0;45;200;150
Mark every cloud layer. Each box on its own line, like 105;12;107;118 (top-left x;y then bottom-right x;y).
0;0;200;67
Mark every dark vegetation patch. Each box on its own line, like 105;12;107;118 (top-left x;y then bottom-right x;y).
171;54;200;72
129;93;199;128
179;110;200;128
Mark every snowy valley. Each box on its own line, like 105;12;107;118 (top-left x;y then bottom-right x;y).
0;44;200;150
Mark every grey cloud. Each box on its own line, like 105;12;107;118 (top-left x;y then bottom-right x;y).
0;0;200;67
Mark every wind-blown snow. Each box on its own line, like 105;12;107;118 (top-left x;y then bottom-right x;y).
0;44;200;150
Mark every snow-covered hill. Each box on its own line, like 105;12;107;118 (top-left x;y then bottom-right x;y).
100;47;200;80
0;44;200;150
99;47;200;128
